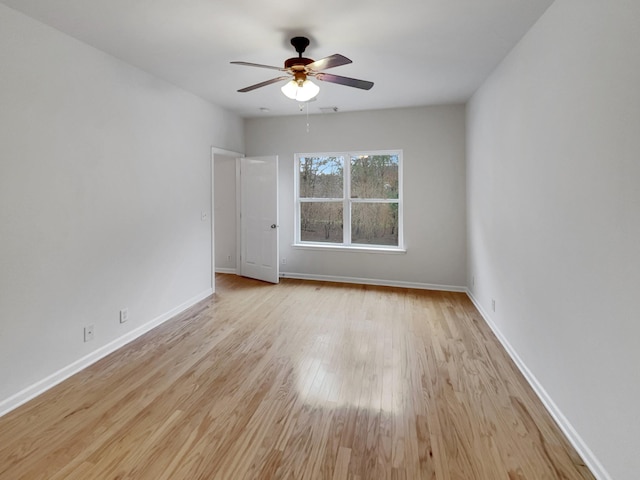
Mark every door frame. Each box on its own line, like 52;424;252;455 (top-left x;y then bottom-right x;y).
211;146;244;290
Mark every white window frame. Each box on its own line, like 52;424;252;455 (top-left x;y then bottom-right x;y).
293;150;405;253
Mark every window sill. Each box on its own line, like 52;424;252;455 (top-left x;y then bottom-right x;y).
292;243;407;254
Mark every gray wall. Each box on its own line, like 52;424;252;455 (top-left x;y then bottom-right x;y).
241;106;467;288
467;1;640;478
0;4;243;410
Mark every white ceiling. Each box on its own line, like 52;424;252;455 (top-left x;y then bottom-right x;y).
1;0;554;118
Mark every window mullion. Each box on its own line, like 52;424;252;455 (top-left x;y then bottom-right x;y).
350;198;398;204
343;153;351;246
294;155;300;244
299;198;344;202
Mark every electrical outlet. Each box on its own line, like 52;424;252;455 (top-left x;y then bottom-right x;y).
120;308;129;324
472;276;475;287
227;255;232;262
84;325;94;342
201;211;208;221
281;258;287;265
491;299;496;312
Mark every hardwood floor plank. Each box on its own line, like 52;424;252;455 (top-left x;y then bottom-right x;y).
0;274;595;480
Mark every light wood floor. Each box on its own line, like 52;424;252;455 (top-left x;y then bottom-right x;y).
0;274;594;480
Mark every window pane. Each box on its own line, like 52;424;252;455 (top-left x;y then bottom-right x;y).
299;156;344;198
350;154;399;199
300;202;344;243
351;202;399;246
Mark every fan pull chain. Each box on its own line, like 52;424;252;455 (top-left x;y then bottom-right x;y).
299;102;311;133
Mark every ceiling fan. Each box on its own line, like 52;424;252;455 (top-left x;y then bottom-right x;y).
231;36;374;102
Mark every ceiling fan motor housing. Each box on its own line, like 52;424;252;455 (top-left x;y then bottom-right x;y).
285;52;313;85
284;57;313;69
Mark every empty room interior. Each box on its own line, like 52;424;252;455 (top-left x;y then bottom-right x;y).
0;1;637;479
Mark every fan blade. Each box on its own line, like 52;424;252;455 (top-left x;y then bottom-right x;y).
306;54;352;72
315;73;374;90
237;76;290;93
231;61;287;72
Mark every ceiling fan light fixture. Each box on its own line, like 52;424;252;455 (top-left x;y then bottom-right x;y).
281;79;319;102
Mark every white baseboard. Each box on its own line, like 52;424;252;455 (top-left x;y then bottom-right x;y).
0;288;213;418
466;290;611;480
280;271;466;292
215;267;237;274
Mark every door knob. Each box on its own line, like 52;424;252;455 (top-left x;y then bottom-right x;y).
271;224;278;229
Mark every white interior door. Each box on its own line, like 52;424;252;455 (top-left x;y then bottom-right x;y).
239;156;279;283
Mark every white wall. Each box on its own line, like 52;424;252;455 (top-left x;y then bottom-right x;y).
0;4;243;411
467;1;640;479
243;106;467;289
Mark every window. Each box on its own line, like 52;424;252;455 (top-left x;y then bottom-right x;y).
294;150;403;250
